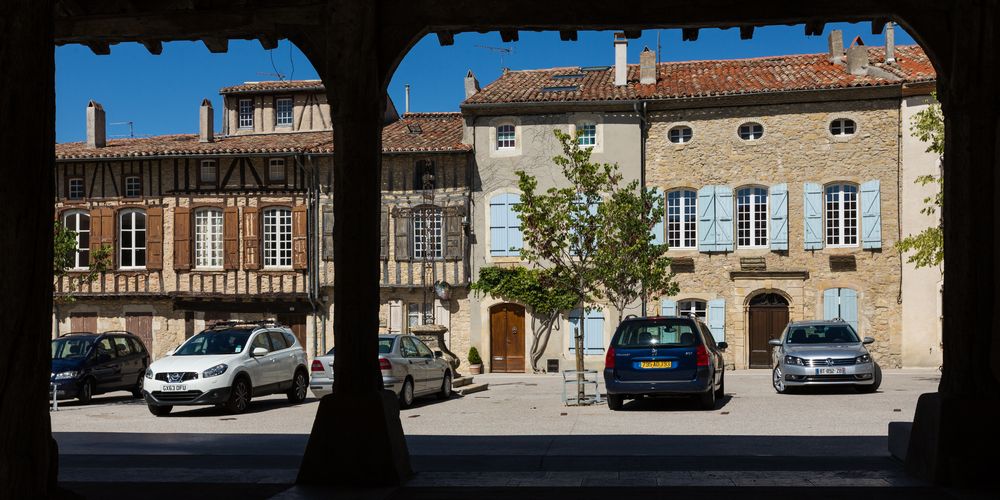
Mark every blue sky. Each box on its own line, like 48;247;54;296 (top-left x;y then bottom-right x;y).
55;23;916;143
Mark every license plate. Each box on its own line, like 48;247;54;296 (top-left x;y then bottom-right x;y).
162;384;187;392
815;368;846;375
640;361;672;369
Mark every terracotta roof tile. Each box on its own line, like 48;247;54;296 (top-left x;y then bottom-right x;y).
464;45;935;106
381;112;471;153
219;80;325;94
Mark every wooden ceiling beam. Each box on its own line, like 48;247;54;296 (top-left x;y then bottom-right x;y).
85;41;111;55
559;30;577;41
140;40;163;55
739;26;755;40
682;28;699;41
804;20;825;36
499;29;518;42
202;37;229;53
258;34;279;50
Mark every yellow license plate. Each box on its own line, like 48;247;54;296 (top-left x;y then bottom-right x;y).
640;361;672;369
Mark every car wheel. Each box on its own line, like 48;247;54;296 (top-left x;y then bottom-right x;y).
147;404;172;417
77;378;94;404
131;373;144;399
857;363;882;393
714;372;725;399
607;394;624;411
437;372;452;400
286;370;308;403
225;377;252;414
773;367;791;394
699;386;717;410
399;378;415;408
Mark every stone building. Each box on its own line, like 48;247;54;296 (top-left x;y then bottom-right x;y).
460;31;940;371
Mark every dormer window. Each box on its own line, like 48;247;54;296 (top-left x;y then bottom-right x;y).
275;97;293;127
496;124;515;150
238;98;254;129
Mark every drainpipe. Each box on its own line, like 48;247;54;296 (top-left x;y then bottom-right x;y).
634;100;650;316
294;153;320;357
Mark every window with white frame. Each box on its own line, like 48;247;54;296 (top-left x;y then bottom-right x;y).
577;123;596;147
407;302;433;329
678;299;707;321
825;183;859;246
830;118;856;136
496;124;515;150
200;160;218;185
263;207;293;268
63;211;90;269
119;209;146;269
666;190;697;249
738;122;764;141
412;206;443;259
68;178;84;200
124;176;141;198
268;158;286;183
194;208;224;269
736;186;769;248
668;126;693;144
275;97;293;127
238;98;254;129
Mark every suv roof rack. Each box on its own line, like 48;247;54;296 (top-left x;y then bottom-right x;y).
59;331;97;337
207;319;284;330
100;330;135;336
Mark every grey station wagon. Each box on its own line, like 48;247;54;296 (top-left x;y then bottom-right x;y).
770;319;882;394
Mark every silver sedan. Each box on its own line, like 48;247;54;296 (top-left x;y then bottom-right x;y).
769;320;882;394
308;334;453;407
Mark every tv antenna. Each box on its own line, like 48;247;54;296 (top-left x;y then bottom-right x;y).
257;71;286;81
109;121;134;139
475;45;514;68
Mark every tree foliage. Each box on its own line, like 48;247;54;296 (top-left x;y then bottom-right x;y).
897;93;944;269
471;266;578;315
54;221;112;302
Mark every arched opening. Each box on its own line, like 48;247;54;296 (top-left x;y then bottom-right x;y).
488;303;525;373
747;292;790;369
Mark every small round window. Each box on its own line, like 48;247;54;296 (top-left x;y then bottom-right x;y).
738;122;764;141
830;118;856;136
668;126;693;144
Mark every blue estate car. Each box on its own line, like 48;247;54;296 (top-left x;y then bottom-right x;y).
604;316;727;411
50;331;150;403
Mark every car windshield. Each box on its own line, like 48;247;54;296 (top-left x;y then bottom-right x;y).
378;338;395;354
614;319;699;348
324;347;335;356
51;337;94;360
785;324;860;344
174;330;252;356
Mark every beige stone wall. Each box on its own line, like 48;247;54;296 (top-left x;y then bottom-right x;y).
225;92;330;135
647;99;904;369
376;288;472;370
53;299;183;360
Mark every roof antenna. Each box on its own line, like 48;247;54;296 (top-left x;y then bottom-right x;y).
475;44;514;69
109;121;134;139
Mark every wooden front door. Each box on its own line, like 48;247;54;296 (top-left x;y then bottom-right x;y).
125;312;153;354
277;313;307;351
489;304;525;373
748;296;789;369
70;312;97;333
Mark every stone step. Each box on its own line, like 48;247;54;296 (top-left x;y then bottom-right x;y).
455;383;488;396
452;376;474;388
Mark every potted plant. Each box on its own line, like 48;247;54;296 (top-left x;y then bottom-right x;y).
468;347;483;375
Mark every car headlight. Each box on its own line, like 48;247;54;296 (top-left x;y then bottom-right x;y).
202;364;228;378
784;355;805;366
53;371;79;380
855;354;872;364
145;368;153;379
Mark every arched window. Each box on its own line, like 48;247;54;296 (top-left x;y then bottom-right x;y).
263;207;293;268
668;125;693;144
736;186;768;248
738;122;764;141
412;205;443;259
119;209;146;269
577;122;596;147
194;208;224;269
489;193;522;257
825;183;859;246
666;189;697;249
830;118;856;136
63;210;90;269
678;299;707;321
496;124;515;150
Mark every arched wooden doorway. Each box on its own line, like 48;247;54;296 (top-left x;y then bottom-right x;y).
489;303;525;373
747;292;790;369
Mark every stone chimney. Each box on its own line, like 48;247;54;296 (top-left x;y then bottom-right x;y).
639;47;656;85
199;98;214;143
846;37;870;76
828;29;844;63
86;100;106;148
885;22;896;64
464;70;480;99
614;32;628;86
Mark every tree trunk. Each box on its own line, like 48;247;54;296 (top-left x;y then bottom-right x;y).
575;300;585;402
0;1;57;497
529;313;558;373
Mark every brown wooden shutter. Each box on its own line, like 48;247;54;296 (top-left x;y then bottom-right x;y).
322;202;334;262
380;206;389;260
101;207;115;267
242;206;261;270
173;206;191;270
444;210;463;261
394;211;410;261
89;207;104;256
292;205;308;270
223;206;240;270
146;207;163;270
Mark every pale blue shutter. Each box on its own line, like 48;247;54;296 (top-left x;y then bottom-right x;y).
584;309;605;354
803;182;824;250
707;298;726;342
823;288;839;320
861;180;882;249
568;309;581;352
698;186;716;252
840;288;859;333
507;194;523;255
489;195;509;256
661;298;677;316
651;189;665;245
715;186;734;252
770;183;788;250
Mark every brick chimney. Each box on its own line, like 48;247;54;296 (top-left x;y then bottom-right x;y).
885;22;896;64
86;100;106;148
614;32;628;86
846;37;870;76
199;98;214;143
464;70;480;99
639;47;656;85
828;30;844;63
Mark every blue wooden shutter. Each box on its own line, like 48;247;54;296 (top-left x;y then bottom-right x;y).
707;298;726;342
861;180;882;249
584;308;605;354
507;193;523;255
698;186;716;252
715;186;734;252
770;183;788;250
651;189;665;245
823;288;839;321
661;298;677;316
803;182;824;250
567;309;581;352
489;195;509;256
840;288;859;333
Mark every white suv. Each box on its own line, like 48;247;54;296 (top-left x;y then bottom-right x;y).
143;321;309;416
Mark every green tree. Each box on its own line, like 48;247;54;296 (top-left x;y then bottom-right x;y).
54;221;112;302
896;94;944;269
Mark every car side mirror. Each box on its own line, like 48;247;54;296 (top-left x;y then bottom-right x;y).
434;350;443;358
717;342;728;350
863;337;875;345
252;347;269;357
768;339;782;347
